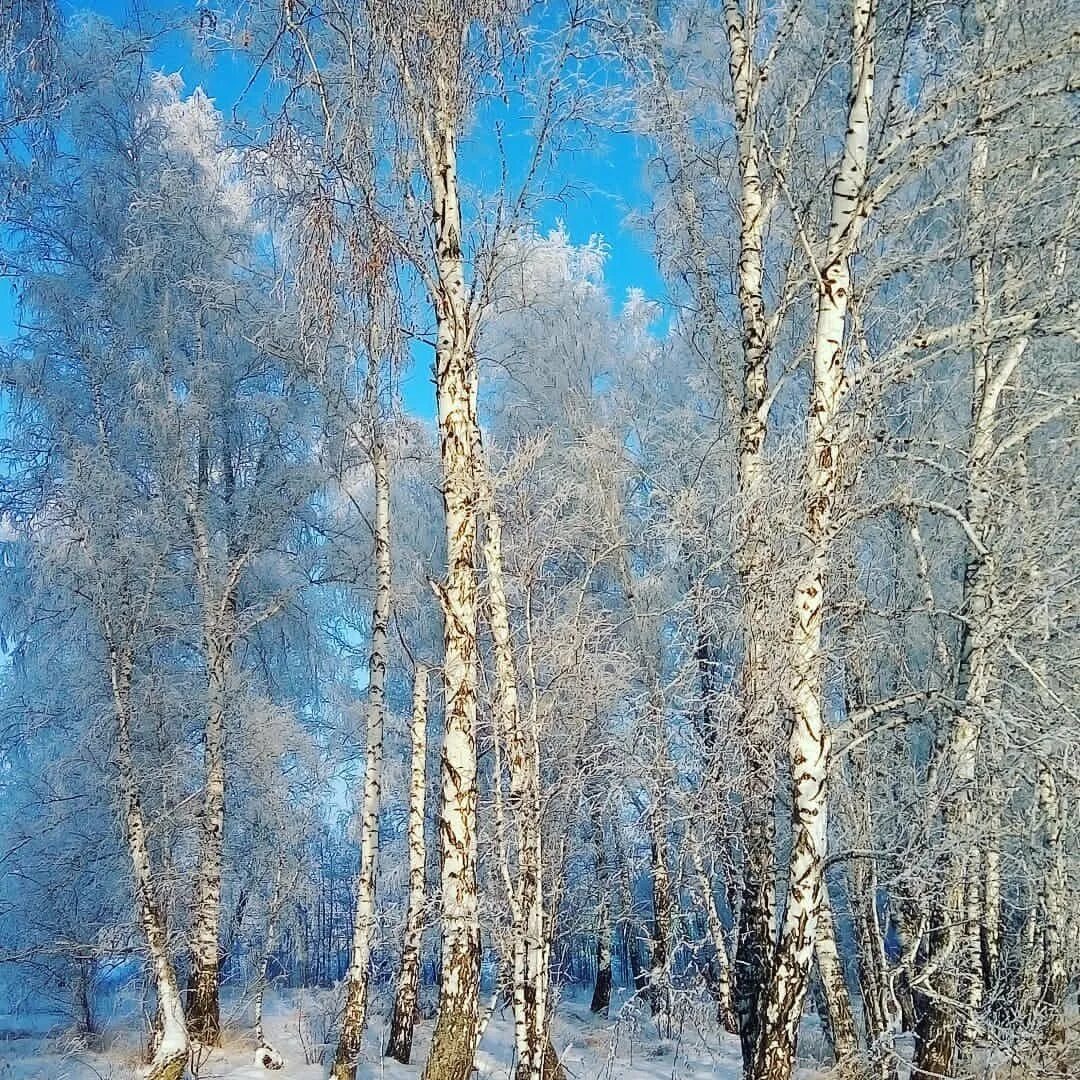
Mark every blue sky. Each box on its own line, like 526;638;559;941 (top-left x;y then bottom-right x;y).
3;1;667;418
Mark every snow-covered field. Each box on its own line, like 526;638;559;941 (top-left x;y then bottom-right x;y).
0;989;766;1080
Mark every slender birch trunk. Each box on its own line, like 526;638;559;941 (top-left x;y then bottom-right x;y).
386;665;430;1065
636;16;776;1050
980;765;1003;994
646;805;674;1025
753;4;876;1077
842;676;899;1080
854;880;897;1080
420;78;482;1080
585;791;612;1017
601;481;676;1035
721;5;781;1063
479;470;562;1080
186;449;236;1047
690;841;737;1033
333;430;392;1080
1036;761;1067;1041
109;644;189;1080
913;98;1031;1080
253;860;287;1070
917;8;1032;1062
813;881;859;1073
917;347;1016;1080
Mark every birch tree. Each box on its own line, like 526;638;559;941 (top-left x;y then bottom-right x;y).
385;664;431;1064
393;11;484;1070
333;299;395;1079
749;5;876;1076
0;42;206;1076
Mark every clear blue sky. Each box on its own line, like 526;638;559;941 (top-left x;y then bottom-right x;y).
4;1;668;419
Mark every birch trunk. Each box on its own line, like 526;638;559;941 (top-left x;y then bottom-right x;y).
253;860;287;1070
690;841;737;1033
187;613;232;1046
913;100;1031;1080
813;881;859;1074
980;769;1003;994
640;13;777;1051
109;645;189;1080
479;471;562;1080
722;5;780;1064
601;479;675;1038
647;807;674;1024
1036;762;1067;1040
186;452;236;1048
333;433;391;1080
590;894;612;1018
854;879;897;1080
588;798;612;1017
386;665;429;1065
839;681;898;1078
753;4;875;1077
735;792;775;1071
421;85;482;1080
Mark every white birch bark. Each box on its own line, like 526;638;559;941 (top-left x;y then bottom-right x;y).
721;5;780;1059
253;860;287;1070
754;3;876;1077
333;429;391;1079
814;881;859;1073
418;63;482;1080
187;613;231;1046
1036;761;1067;1040
980;748;1003;993
478;466;562;1080
386;665;429;1065
185;454;236;1048
690;840;737;1033
109;644;189;1080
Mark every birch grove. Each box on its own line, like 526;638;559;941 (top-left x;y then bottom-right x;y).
0;2;1076;1080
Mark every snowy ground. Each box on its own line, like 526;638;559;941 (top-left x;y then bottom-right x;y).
0;987;776;1079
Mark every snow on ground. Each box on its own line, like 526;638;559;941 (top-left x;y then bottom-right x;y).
0;989;802;1079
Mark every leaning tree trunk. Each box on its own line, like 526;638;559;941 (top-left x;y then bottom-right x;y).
420;87;482;1080
333;431;392;1080
386;665;430;1065
752;3;875;1078
690;839;737;1033
109;645;189;1080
